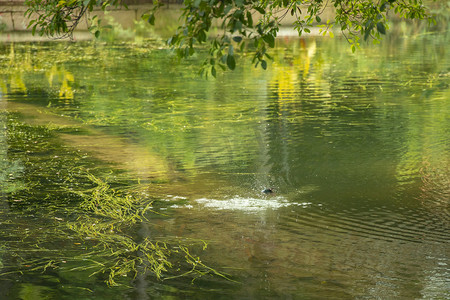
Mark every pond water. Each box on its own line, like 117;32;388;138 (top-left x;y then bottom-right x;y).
0;30;449;299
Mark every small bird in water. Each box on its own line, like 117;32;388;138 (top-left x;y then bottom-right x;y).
262;188;274;194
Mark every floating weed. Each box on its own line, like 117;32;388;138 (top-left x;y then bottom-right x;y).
64;173;232;286
1;114;230;287
0;170;232;288
70;173;151;223
165;245;235;284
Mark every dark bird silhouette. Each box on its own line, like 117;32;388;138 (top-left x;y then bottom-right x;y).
262;188;274;194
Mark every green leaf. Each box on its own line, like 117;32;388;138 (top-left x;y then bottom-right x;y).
228;44;234;56
240;42;245;52
263;34;275;48
226;54;236;70
148;14;155;25
95;30;100;38
211;66;216;78
247;11;253;27
232;36;242;43
376;22;386;34
364;19;373;28
198;30;206;42
261;60;267;70
316;16;321;23
364;29;371;41
220;54;227;64
234;21;242;31
254;7;265;15
224;4;232;15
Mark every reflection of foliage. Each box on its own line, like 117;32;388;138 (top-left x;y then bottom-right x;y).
1;34;448;181
0;16;7;32
419;161;449;210
0;44;77;101
18;283;54;300
0;243;4;269
0;113;26;194
47;65;75;100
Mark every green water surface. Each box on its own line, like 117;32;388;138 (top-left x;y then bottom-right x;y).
0;30;449;299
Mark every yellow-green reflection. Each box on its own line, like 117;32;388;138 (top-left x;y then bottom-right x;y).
0;27;448;298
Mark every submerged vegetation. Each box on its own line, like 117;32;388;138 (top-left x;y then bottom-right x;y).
0;114;230;291
0;19;448;296
69;173;230;286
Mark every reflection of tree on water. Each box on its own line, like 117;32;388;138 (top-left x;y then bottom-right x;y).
246;34;450;298
254;38;317;191
418;160;449;217
0;43;78;105
253;33;449;206
0;35;448;297
47;65;75;100
0;109;25;198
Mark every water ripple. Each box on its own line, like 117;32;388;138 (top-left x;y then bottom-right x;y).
279;207;449;244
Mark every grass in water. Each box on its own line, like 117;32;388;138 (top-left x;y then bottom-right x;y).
0;115;231;288
67;173;231;286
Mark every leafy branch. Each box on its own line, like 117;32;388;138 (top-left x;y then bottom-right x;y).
25;0;436;75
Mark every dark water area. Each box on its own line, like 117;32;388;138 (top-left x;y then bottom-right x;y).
0;31;449;299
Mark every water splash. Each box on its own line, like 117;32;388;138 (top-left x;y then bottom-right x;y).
195;196;313;212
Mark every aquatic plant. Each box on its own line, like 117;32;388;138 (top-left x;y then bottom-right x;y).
67;173;230;286
0;171;230;287
0;114;230;288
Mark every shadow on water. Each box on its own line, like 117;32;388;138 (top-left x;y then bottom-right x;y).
0;27;449;298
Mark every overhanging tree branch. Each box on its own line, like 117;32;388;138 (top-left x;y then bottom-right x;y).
24;0;436;76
